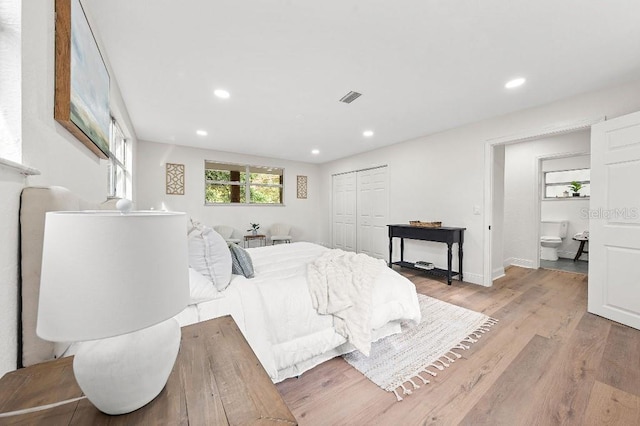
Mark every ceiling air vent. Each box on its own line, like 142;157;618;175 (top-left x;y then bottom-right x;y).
339;91;362;104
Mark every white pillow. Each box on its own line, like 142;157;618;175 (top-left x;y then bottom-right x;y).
188;224;232;291
188;268;224;304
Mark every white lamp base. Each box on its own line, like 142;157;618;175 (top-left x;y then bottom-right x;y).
73;317;181;415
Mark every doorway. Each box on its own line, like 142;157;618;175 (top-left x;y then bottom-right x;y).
483;118;603;286
538;154;590;274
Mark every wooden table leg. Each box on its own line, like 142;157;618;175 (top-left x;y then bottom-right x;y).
447;243;453;285
458;239;464;282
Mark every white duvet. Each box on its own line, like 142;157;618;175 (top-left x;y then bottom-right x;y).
181;242;421;382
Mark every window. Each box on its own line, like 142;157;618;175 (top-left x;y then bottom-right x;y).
205;161;283;205
107;118;130;198
544;168;590;198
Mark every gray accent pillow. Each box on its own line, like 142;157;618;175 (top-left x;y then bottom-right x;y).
229;243;255;278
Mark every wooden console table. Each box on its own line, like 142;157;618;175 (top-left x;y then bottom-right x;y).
388;224;465;285
0;316;297;425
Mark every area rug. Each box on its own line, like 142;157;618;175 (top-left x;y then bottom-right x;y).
343;293;498;401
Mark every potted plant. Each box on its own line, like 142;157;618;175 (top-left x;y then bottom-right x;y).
569;181;582;197
247;223;260;235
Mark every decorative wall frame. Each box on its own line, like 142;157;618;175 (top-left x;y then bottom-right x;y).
296;175;308;199
54;0;111;159
166;163;185;195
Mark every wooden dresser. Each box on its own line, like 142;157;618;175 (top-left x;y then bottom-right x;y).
0;316;297;425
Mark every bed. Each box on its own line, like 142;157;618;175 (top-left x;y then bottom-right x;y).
19;186;421;383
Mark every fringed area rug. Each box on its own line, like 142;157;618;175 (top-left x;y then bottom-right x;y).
343;293;498;401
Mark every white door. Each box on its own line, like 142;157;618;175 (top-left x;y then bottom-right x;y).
357;166;389;259
332;172;357;252
589;111;640;330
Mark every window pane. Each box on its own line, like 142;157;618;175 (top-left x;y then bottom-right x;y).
205;183;245;203
206;169;230;182
545;183;591;198
108;119;128;198
115;166;126;198
250;185;282;204
206;184;231;203
545;169;590;184
250;171;282;185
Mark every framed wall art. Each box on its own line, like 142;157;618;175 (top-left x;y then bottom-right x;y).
297;175;308;199
54;0;111;159
166;163;185;195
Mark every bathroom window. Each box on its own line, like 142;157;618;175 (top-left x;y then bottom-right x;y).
544;168;590;198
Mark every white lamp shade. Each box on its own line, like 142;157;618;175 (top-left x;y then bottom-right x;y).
37;211;189;342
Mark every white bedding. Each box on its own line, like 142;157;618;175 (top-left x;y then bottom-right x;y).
67;242;420;382
184;242;421;383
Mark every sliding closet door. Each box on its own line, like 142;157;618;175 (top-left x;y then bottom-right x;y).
332;172;357;252
356;166;389;259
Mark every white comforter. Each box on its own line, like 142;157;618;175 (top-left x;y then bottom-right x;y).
181;242;421;382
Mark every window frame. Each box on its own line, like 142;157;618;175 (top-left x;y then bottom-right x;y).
543;167;590;199
204;160;284;206
107;117;130;199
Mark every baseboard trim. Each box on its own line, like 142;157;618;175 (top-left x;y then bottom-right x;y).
463;272;485;286
557;250;588;260
509;258;536;269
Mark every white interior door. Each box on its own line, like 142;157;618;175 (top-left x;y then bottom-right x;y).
356;166;389;259
589;111;640;330
332;172;357;252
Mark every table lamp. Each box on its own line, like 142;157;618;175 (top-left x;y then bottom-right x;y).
36;207;189;415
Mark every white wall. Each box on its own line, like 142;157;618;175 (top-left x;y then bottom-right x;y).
0;0;136;376
319;79;640;285
21;0;136;202
503;131;590;267
320;139;486;284
136;140;323;244
0;0;21;162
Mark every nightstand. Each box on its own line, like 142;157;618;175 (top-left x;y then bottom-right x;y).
0;316;297;425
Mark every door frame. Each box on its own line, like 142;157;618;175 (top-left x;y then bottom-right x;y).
482;117;605;286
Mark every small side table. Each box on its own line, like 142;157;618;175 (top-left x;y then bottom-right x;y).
244;234;266;248
573;236;589;261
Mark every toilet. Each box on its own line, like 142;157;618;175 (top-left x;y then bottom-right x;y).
540;221;568;261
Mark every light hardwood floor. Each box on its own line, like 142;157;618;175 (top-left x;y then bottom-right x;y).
276;266;640;425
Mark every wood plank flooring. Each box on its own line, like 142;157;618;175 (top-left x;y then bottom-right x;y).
276;266;640;425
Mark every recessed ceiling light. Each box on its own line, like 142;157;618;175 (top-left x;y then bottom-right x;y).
311;149;320;155
363;130;374;137
214;89;230;99
196;130;208;136
505;77;526;89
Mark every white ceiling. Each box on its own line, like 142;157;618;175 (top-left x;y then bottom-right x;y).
83;0;640;164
